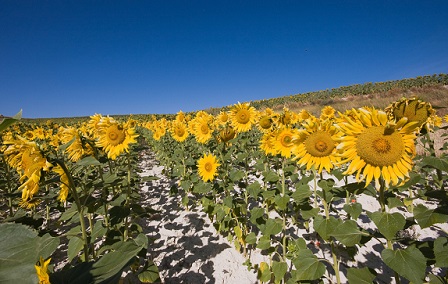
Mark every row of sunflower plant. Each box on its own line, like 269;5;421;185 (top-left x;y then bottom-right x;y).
0;114;161;283
141;97;448;284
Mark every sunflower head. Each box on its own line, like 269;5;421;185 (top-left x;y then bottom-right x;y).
385;97;438;132
218;126;236;143
197;153;220;182
35;257;51;284
338;107;418;189
96;119;138;160
229;102;258;132
170;121;189;142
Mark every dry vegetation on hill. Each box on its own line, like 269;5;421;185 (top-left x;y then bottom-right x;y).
274;84;448;117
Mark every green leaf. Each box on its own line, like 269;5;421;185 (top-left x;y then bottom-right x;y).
263;218;283;236
274;195;289;211
91;240;144;283
331;220;364;247
138;259;161;283
247;181;262;198
291;184;312;204
272;261;288;283
75;156;101;167
245;232;257;245
263;170;280;183
414;204;448;229
68;236;84;262
250;207;265;225
420;156;448;172
434;237;448;267
291;248;326;280
0;223;59;284
258;261;271;283
346;267;376;284
382;246;426;284
313;215;339;241
229;169;245;182
257;235;271;250
343;202;362;220
368;211;406;240
0;110;22;132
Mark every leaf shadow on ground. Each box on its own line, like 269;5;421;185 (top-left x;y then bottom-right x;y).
138;155;232;284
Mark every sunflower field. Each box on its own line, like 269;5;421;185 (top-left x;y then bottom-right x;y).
1;95;448;283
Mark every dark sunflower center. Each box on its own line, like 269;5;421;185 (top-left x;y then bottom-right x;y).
175;127;185;137
107;125;126;146
372;138;391;153
259;116;271;129
205;162;213;172
281;135;292;147
201;124;209;134
237;110;250;124
315;141;328;152
304;131;335;157
356;126;405;167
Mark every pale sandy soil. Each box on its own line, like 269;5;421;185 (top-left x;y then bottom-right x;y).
121;151;447;284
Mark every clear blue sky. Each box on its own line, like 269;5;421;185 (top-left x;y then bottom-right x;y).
1;1;447;118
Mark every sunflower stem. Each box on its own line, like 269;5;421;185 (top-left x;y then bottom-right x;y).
3;156;14;217
379;178;386;213
331;240;341;284
124;152;132;241
54;159;90;261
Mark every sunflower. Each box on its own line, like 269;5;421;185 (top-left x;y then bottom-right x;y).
197;153;220;182
3;136;51;201
60;127;94;162
259;131;277;156
229;102;258;132
170;120;189;142
88;114;106;138
19;198;42;210
273;127;298;158
175;110;186;122
444;114;448;123
292;118;341;173
96;118;139;160
192;116;214;144
218;125;236;143
216;111;229;126
385;97;439;132
258;115;273;132
35;257;51;284
320;106;336;120
337;107;419;189
53;164;69;202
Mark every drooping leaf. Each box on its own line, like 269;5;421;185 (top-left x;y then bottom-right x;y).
90;240;144;283
0;223;59;284
413;204;448;229
420;156;448;172
0;110;22;132
382;246;426;284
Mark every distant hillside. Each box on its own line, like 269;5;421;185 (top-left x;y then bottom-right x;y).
206;73;448;117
